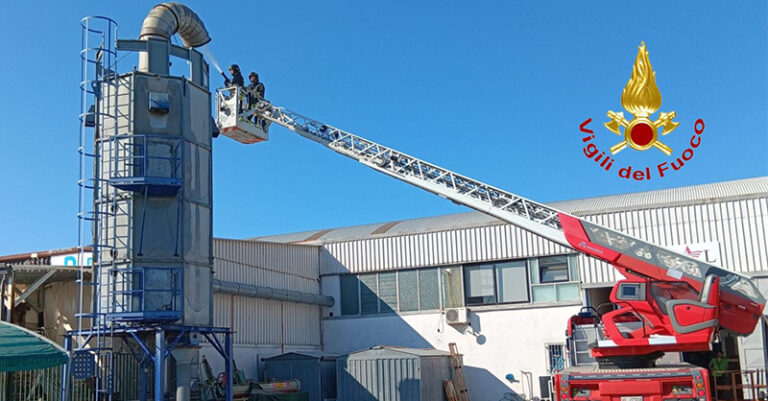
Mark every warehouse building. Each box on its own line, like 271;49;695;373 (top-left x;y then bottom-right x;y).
2;176;767;400
0;241;326;384
254;175;768;400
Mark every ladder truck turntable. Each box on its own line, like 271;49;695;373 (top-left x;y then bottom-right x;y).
216;87;766;401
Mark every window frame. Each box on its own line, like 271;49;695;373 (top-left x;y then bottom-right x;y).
336;253;580;317
338;267;448;316
538;255;571;284
530;253;581;303
440;266;464;310
339;274;360;316
398;269;420;312
495;260;531;304
463;260;530;306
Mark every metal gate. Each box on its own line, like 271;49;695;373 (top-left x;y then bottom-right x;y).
0;353;140;401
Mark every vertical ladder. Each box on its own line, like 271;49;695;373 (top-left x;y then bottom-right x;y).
448;343;471;401
443;380;460;401
75;15;119;401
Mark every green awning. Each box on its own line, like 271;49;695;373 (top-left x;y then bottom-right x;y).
0;321;68;372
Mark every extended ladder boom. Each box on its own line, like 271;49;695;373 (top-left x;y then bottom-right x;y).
216;90;765;336
265;105;569;246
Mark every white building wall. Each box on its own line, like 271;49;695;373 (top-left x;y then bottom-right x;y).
323;305;580;401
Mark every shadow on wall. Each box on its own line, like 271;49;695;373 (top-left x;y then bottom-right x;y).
464;366;524;401
334;346;520;401
324;263;529;401
339;376;420;401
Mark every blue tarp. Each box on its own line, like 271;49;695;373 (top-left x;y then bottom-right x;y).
0;321;68;372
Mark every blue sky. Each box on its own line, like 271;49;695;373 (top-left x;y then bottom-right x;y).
0;1;766;254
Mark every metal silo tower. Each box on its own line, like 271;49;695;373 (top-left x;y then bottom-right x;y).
67;5;233;401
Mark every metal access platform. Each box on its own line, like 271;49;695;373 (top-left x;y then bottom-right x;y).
107;134;183;196
215;86;270;144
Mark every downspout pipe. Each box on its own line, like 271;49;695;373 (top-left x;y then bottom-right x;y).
212;279;336;308
138;3;211;74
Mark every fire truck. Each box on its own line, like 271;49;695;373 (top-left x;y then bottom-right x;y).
216;87;766;401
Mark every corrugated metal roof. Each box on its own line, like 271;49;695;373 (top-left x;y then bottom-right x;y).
251;176;768;245
349;345;451;358
263;351;340;360
0;247;92;263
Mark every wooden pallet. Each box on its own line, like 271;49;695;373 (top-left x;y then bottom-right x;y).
449;342;471;401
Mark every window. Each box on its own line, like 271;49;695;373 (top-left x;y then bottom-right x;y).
336;254;580;317
419;268;440;310
496;261;529;303
338;267;446;316
378;272;398;314
539;256;569;283
546;344;567;373
464;264;496;305
464;261;529;306
340;275;359;315
440;266;463;308
530;254;580;303
398;270;419;312
360;274;378;314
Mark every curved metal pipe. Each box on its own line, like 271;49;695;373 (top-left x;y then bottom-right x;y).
140;2;211;48
212;279;336;308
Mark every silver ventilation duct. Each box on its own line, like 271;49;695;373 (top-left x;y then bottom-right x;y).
212;279;336;308
140;2;211;47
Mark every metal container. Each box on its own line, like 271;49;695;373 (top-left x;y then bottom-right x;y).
263;352;338;401
336;346;452;401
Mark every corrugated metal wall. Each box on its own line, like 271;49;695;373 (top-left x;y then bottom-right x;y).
337;350;453;401
337;357;422;401
43;282;91;345
213;239;321;346
320;196;768;286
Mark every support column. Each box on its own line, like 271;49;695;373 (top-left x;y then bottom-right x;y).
5;270;14;322
225;332;233;401
154;329;165;401
61;336;72;401
140;359;148;401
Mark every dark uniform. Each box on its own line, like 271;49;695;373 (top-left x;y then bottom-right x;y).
225;71;244;87
248;81;265;98
247;72;268;129
247;72;265;104
225;64;244;87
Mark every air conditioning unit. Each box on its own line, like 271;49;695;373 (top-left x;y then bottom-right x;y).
445;308;469;325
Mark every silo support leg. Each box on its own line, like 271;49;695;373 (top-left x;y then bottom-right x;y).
225;332;233;401
154;329;165;401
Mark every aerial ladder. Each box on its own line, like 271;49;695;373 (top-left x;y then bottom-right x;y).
216;87;766;400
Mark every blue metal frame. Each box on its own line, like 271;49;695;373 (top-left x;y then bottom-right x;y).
108;134;183;196
108;266;183;322
65;325;234;401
